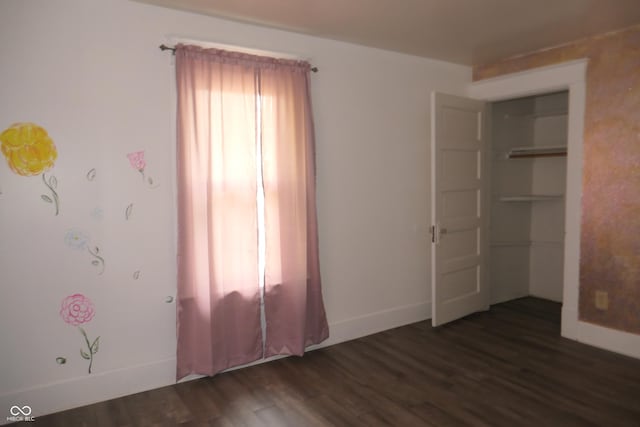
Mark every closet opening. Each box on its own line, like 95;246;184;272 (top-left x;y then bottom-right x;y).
488;90;569;315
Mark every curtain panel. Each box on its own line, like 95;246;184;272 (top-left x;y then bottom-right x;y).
175;44;329;380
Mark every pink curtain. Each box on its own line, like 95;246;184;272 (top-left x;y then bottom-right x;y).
175;46;262;379
175;45;329;380
260;66;329;356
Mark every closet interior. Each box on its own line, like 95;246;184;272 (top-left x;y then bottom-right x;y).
489;91;568;305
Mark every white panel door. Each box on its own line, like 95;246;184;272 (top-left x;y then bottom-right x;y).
431;92;488;326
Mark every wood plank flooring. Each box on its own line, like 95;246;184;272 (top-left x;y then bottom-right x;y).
37;298;640;426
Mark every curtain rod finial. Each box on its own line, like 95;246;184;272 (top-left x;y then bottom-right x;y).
159;44;176;54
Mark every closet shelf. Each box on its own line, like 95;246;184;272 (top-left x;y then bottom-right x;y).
507;145;567;159
499;194;564;202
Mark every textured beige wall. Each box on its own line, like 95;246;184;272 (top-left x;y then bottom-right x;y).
474;25;640;334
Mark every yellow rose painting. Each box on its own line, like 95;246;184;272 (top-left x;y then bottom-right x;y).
0;122;60;215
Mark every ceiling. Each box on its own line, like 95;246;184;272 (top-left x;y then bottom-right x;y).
135;0;640;65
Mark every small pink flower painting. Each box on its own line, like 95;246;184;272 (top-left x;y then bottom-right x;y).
60;293;95;326
127;151;146;172
127;150;157;188
60;294;100;374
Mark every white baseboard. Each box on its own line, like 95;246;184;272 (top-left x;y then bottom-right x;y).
5;300;635;424
562;306;640;360
7;300;635;424
0;357;176;424
575;322;640;359
561;305;579;339
310;300;432;350
0;300;431;423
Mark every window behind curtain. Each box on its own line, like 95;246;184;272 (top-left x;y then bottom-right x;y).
175;44;329;380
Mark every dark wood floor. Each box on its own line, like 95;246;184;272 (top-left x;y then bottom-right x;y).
38;298;640;426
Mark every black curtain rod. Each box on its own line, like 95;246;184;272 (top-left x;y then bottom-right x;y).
159;44;318;73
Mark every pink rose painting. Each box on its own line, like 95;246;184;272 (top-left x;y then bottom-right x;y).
127;150;146;171
60;293;95;325
127;150;157;188
60;294;100;374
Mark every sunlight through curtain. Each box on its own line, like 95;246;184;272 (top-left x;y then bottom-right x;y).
175;45;329;380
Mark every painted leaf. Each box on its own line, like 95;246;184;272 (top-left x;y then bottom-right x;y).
133;270;141;280
91;260;100;266
80;349;91;360
86;168;97;181
41;195;53;203
49;175;58;189
94;246;99;254
91;337;100;354
148;177;154;185
55;357;67;365
125;203;133;220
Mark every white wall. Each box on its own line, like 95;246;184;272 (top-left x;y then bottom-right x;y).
0;0;470;419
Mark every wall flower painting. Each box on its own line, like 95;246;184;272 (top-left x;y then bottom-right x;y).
60;294;100;374
127;150;157;188
64;229;105;274
0;123;60;215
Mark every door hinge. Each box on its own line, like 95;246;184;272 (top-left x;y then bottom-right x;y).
431;225;436;243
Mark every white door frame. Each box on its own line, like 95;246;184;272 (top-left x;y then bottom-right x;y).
468;60;640;360
468;59;586;341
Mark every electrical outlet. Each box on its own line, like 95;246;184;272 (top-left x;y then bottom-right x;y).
595;290;609;310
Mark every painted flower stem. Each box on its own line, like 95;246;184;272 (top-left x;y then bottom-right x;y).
139;170;158;188
42;172;59;215
78;327;99;374
87;246;105;275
